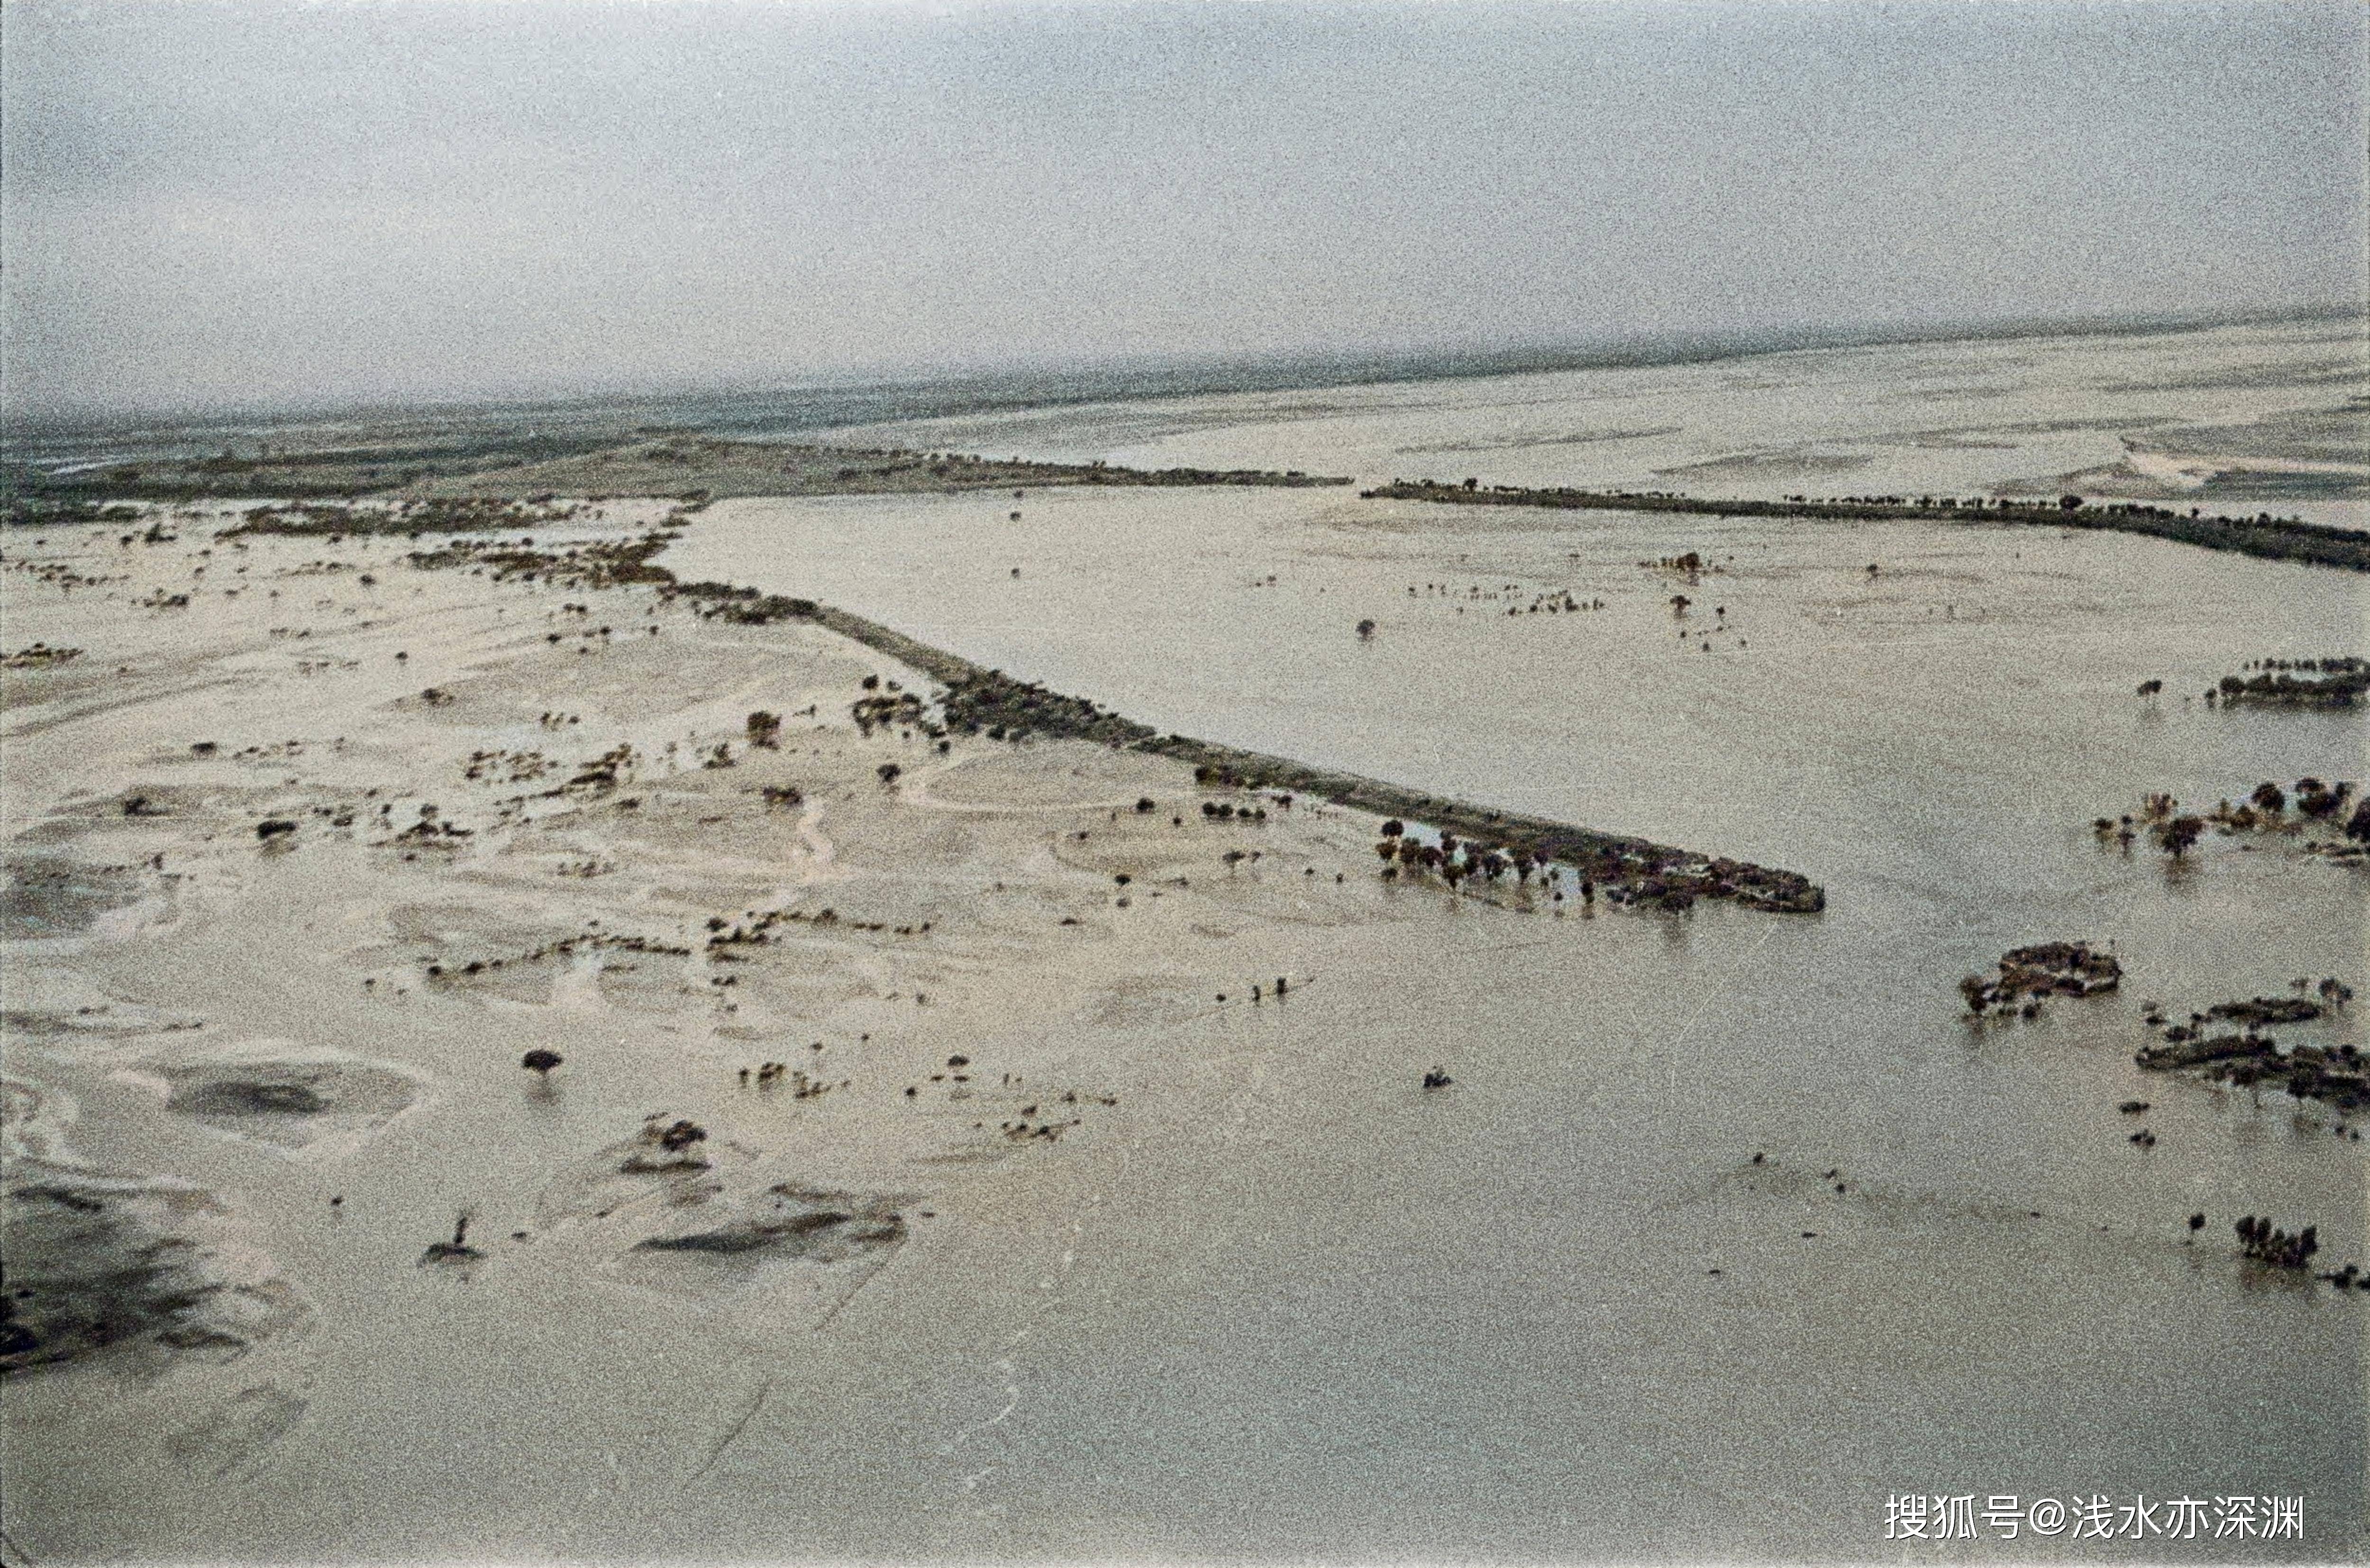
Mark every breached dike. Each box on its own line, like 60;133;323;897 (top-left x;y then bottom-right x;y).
1150;742;1825;913
254;515;1830;916
1358;479;2370;572
695;594;1827;914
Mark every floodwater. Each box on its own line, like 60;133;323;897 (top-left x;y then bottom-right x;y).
801;312;2370;525
652;318;2370;1560
5;316;2364;1566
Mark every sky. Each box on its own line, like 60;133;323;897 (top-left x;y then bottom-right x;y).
3;0;2363;420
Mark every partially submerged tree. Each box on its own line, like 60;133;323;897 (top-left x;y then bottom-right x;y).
419;1211;484;1265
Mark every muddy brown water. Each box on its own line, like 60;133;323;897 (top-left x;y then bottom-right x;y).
3;319;2364;1562
646;320;2369;1561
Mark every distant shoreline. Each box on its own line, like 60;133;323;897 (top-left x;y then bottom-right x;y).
8;300;2357;450
1360;480;2370;572
2;438;1349;520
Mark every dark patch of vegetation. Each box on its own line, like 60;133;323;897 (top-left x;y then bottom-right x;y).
2138;980;2361;1112
618;1117;710;1175
1;495;147;529
940;668;1153;747
1958;943;2123;1016
851;689;929;737
219;496;591;538
659;579;820;624
2213;657;2368;707
7;430;618;508
407;532;681;593
2102;779;2363;854
2236;1216;2319;1269
1;643;82;669
2206;996;2324;1027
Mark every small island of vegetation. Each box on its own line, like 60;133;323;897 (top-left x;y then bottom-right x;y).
2212;657;2368;707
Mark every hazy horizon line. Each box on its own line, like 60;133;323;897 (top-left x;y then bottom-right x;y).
6;296;2361;450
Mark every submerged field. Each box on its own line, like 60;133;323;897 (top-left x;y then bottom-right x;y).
2;317;2366;1562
